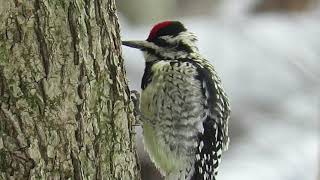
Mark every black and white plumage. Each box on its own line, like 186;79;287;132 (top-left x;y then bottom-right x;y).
122;21;230;180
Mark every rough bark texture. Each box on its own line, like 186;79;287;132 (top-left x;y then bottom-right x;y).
0;0;140;179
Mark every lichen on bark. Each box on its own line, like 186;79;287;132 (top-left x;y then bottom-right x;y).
0;0;140;179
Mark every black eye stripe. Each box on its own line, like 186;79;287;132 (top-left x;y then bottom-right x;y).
152;38;193;53
153;38;173;47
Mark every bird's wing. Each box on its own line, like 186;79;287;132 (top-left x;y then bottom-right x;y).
187;57;231;180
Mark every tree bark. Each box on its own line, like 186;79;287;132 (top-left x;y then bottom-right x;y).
0;0;140;179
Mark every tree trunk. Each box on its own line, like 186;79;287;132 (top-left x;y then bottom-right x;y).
0;0;140;179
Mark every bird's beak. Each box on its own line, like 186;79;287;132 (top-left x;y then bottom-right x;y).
122;40;149;49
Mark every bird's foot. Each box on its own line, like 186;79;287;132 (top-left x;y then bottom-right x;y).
130;90;141;126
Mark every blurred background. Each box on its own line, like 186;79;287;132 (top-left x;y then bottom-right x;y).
117;0;320;180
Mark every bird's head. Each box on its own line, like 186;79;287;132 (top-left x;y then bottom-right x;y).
122;21;198;62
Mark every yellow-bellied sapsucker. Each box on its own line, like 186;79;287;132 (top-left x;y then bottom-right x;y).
122;21;231;180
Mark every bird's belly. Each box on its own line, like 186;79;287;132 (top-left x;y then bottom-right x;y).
142;122;193;176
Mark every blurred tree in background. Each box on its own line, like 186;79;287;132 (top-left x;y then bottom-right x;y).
117;0;319;24
253;0;318;13
117;0;176;24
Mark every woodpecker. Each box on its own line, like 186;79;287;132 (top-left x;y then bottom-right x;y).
122;21;230;180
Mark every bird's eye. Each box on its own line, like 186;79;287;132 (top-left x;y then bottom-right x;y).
153;37;174;48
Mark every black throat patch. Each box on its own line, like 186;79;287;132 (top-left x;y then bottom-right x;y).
141;61;155;90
